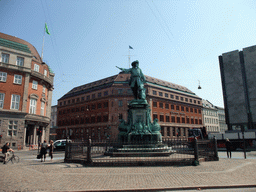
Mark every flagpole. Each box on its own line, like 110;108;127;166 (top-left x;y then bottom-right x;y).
41;24;46;61
128;47;131;68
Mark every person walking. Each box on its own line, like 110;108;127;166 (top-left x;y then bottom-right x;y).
49;140;54;160
40;140;48;162
2;142;14;164
226;138;232;158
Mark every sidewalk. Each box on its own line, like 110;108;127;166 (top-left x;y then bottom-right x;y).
0;151;256;191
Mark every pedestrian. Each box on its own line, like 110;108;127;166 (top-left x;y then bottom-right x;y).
49;140;54;160
226;138;232;158
1;142;14;164
40;140;48;162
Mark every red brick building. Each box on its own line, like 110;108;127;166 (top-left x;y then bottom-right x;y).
0;32;54;148
56;73;202;141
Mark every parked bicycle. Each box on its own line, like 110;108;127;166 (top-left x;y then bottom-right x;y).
5;151;20;164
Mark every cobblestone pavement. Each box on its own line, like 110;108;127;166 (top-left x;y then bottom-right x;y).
0;151;256;191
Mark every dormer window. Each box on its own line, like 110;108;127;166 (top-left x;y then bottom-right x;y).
34;64;39;72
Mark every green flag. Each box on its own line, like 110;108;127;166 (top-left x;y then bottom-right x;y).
45;23;50;35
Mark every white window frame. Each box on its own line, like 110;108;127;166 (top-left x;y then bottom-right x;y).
0;72;7;82
1;53;9;63
11;94;20;110
8;120;18;137
34;64;39;72
16;56;24;66
32;80;38;90
0;93;5;109
43;85;46;93
44;69;47;76
41;102;45;115
29;99;37;114
14;74;22;84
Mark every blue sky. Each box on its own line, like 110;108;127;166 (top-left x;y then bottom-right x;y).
2;0;256;107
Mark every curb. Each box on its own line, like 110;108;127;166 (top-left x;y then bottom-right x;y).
69;184;256;192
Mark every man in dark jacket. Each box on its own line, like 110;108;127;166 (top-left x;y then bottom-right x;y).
2;142;14;164
226;138;232;158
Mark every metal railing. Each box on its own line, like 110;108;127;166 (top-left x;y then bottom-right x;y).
64;138;218;166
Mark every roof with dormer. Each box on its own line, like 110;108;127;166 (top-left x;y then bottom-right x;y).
59;72;197;100
0;32;42;63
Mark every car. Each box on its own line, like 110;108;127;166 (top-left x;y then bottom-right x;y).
53;139;72;150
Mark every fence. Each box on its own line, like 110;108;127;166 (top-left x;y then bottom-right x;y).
64;138;218;166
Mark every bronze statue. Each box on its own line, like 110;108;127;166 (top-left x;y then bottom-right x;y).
116;60;146;100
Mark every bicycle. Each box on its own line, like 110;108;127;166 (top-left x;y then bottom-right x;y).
5;151;20;164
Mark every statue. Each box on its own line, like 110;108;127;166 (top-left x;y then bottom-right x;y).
116;60;146;100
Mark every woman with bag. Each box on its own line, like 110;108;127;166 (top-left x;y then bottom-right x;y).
49;140;54;160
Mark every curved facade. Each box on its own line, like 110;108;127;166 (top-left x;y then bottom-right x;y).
0;32;54;149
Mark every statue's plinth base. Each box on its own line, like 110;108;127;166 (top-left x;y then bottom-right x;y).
105;144;173;157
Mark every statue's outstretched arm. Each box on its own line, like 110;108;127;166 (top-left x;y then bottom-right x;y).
116;66;130;73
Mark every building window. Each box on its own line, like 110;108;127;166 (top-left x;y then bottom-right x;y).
118;89;123;94
8;120;18;136
0;72;7;82
98;92;102;97
159;103;163;108
0;93;5;109
191;118;194;124
44;69;47;76
92;94;95;99
173;128;176;137
186;117;190;124
153;102;157;108
198;109;201;114
166;115;170;122
177;117;180;123
189;99;192;103
97;103;102;109
2;53;9;63
159;92;163;96
153;114;158;120
171;105;174;110
104;91;108;96
16;57;24;66
194;100;196;104
180;97;184;101
41;102;45;115
43;85;46;93
185;98;188;102
81;97;85;101
176;96;179;100
170;94;174;99
14;75;22;84
118;100;123;107
186;107;189;112
165;93;168;98
160;115;164;122
32;80;38;90
76;98;80;102
72;99;75;103
104;102;108;108
64;101;66;105
190;108;193;113
176;106;179;111
97;116;102;122
91;104;96;110
153;90;157;95
195;109;197;113
171;116;175;123
34;64;39;72
119;113;123;120
165;103;169;109
195;119;198;124
198;101;201;104
11;95;20;110
87;95;90;100
182;117;185;123
181;106;184;111
29;99;37;114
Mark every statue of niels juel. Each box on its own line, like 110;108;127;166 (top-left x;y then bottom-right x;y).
116;60;146;100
